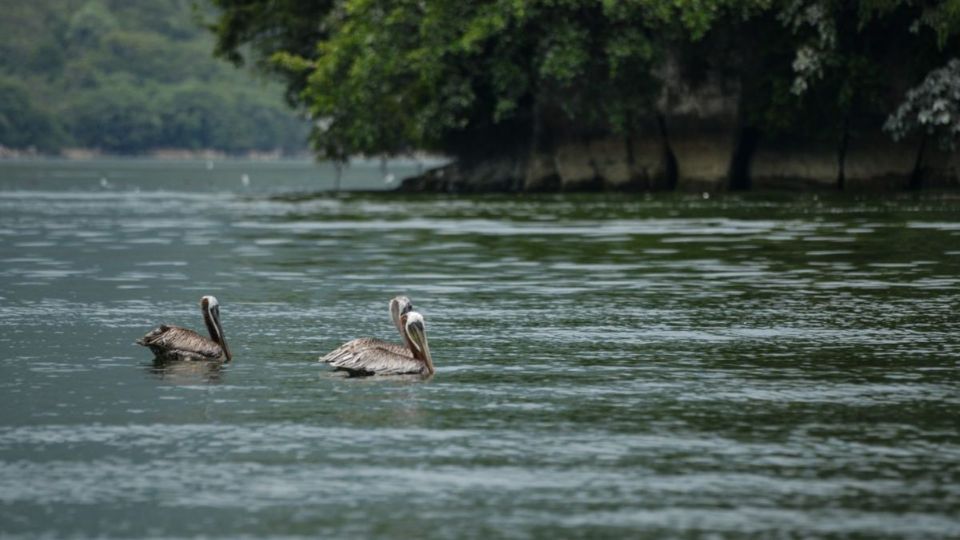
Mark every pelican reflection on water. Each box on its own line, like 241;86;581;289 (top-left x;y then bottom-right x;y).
320;296;435;376
137;295;232;362
146;357;226;385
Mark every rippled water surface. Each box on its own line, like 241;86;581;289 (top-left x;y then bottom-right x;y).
1;160;959;538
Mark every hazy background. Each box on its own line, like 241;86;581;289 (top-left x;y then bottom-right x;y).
0;0;308;157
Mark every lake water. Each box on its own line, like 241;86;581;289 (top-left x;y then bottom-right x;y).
1;159;958;538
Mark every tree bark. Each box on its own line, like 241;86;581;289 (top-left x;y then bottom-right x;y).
656;114;678;190
524;97;560;191
837;113;850;191
909;132;928;190
728;125;758;191
625;127;638;188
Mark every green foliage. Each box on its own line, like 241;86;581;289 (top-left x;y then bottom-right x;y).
916;0;960;48
209;0;336;104
68;81;163;153
756;0;960;145
208;0;777;160
209;0;960;161
0;0;308;154
0;77;66;151
885;58;960;150
66;0;119;48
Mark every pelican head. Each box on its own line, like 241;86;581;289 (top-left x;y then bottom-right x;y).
403;311;434;375
389;296;414;335
200;295;231;361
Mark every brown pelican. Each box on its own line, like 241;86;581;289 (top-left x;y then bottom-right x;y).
328;295;415;359
320;298;434;376
136;296;232;362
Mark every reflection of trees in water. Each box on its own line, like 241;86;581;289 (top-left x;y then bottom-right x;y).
145;358;225;385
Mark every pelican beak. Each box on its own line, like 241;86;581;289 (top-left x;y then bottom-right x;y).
405;314;434;375
214;309;232;362
217;321;233;362
407;322;422;353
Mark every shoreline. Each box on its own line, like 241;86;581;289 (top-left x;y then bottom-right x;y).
0;147;313;161
0;148;450;168
3;152;956;193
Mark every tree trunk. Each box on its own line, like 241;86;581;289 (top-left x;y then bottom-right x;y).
624;127;638;188
728;125;758;191
837;113;850;191
623;109;646;190
524;98;560;191
656;114;678;190
909;132;928;190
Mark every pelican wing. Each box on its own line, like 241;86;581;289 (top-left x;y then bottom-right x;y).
137;325;223;359
320;338;410;363
320;338;423;376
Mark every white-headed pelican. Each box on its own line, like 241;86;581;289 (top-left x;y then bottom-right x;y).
137;295;232;362
320;296;434;376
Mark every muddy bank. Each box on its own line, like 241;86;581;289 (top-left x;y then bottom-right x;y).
399;126;958;193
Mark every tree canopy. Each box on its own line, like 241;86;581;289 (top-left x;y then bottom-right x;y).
210;0;960;165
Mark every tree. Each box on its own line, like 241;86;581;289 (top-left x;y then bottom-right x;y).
0;77;65;151
66;82;163;152
886;58;960;150
208;0;337;103
885;58;960;188
212;1;772;163
768;1;960;190
0;0;309;154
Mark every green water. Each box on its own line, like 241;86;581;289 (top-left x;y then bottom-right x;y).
0;160;958;538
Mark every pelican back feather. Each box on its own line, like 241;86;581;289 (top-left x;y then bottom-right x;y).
320;337;425;376
137;325;225;361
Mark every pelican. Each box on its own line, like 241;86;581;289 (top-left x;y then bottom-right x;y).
320;297;434;376
324;296;414;359
136;296;232;362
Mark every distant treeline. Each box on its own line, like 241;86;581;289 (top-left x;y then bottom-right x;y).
0;0;308;155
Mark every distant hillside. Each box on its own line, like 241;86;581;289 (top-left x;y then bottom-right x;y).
0;0;308;155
